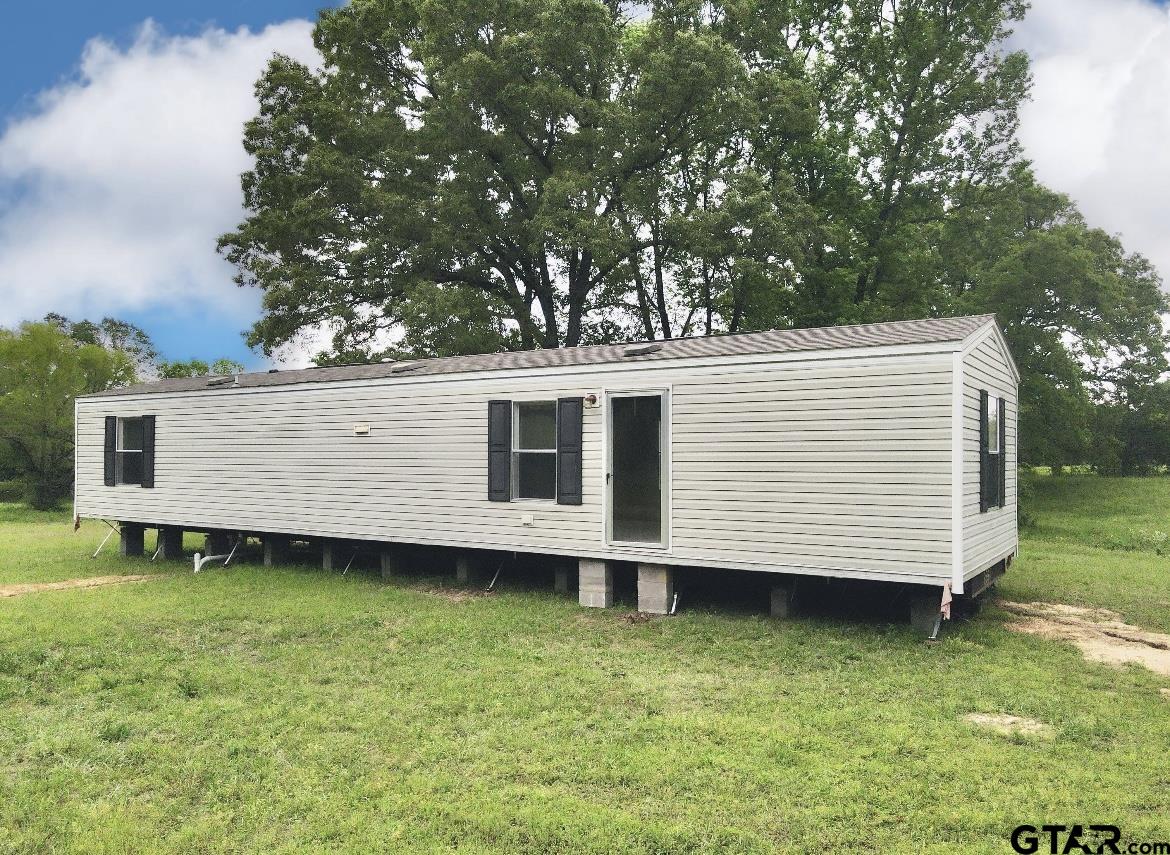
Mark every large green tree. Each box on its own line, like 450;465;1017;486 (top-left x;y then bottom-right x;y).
942;169;1168;467
220;0;751;358
713;0;1030;327
0;323;133;509
223;0;1168;468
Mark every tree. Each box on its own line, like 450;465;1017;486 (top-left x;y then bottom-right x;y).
0;323;131;509
220;0;754;359
157;358;245;378
224;0;1167;471
1090;383;1170;477
942;169;1169;467
44;313;159;376
221;0;1038;348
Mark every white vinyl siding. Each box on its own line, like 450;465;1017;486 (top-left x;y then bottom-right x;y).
961;333;1019;577
76;345;966;586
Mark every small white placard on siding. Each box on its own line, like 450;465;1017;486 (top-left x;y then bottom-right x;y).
353;423;371;436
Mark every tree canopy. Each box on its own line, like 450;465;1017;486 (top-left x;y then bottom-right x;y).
0;316;251;508
157;358;246;379
221;0;1169;469
0;323;132;508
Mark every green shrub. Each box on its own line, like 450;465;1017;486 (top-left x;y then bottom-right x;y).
0;480;22;503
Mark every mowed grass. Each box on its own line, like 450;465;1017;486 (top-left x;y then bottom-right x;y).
1001;474;1170;633
1;482;1169;853
1023;472;1170;555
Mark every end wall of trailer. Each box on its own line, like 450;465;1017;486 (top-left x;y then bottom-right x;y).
957;327;1019;589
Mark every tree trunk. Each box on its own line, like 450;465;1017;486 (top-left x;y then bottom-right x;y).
650;222;672;339
537;251;560;347
565;248;591;347
630;252;656;340
702;261;713;335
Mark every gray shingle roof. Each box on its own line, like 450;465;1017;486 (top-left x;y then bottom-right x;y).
85;314;996;398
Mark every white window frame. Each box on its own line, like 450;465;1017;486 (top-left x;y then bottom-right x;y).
116;416;145;485
512;401;557;502
986;395;1001;455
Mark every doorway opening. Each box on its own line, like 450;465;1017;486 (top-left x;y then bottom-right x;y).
608;393;666;545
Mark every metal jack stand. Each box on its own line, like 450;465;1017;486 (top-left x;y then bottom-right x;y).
91;520;120;559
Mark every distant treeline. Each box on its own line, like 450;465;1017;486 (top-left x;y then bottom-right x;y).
0;316;243;508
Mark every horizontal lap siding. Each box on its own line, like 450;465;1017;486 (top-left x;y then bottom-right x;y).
962;335;1018;576
77;378;603;555
77;351;955;581
668;357;953;580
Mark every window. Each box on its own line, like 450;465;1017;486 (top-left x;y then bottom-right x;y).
513;401;556;499
116;416;145;485
487;398;582;505
987;397;1001;455
981;391;1006;511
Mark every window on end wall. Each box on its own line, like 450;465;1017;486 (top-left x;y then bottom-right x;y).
980;390;1006;511
117;417;145;485
513;401;557;499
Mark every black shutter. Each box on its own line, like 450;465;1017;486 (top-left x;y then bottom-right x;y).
103;416;117;487
978;389;989;513
141;415;156;489
998;396;1007;509
487;400;511;501
556;397;584;505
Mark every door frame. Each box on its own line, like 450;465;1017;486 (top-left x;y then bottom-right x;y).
602;387;672;550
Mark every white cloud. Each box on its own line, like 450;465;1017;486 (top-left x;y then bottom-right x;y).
0;20;318;336
3;5;1166;365
1013;0;1170;284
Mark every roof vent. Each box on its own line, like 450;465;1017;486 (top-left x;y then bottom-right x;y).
622;343;663;357
312;360;373;369
206;374;237;387
390;361;422;373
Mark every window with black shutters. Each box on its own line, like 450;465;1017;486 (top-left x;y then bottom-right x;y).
488;399;582;504
116;417;145;485
513;402;557;500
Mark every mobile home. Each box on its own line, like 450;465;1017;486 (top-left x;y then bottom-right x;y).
75;314;1018;631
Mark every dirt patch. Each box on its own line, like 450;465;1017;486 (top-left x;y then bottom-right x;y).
419;586;494;603
0;574;162;598
1160;688;1170;700
963;712;1053;738
621;611;653;625
1001;601;1170;677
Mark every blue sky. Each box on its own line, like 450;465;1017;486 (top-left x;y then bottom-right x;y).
0;0;1167;369
0;3;331;118
0;2;340;368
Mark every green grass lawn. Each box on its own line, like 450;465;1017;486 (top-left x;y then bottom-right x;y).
1;478;1168;853
1003;474;1170;633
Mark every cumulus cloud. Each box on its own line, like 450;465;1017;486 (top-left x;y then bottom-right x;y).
1013;0;1170;283
2;5;1165;368
0;20;318;337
